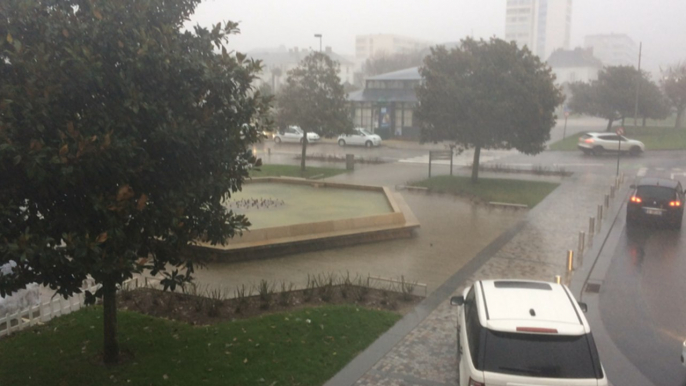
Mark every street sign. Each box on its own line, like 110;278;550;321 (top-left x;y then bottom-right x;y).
616;127;625;135
564;111;569;118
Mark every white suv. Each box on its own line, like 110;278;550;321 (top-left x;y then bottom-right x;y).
451;280;607;386
577;132;644;156
274;126;320;144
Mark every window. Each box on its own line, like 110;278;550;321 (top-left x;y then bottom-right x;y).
636;186;678;201
483;331;601;379
464;288;483;369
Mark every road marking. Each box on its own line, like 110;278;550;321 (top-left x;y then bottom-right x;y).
655;167;665;171
637;167;647;177
670;172;686;180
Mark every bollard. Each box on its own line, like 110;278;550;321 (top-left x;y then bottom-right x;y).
589;216;595;235
555;275;561;284
604;194;610;208
610;185;615;198
578;231;585;254
597;205;603;230
346;154;355;171
567;250;574;271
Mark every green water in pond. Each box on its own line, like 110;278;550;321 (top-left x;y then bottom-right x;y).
225;183;393;229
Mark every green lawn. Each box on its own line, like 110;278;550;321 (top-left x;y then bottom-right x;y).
0;305;399;386
549;126;686;151
411;176;559;207
251;164;348;179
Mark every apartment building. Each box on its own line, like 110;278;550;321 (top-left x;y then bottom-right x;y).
505;0;572;60
584;34;637;67
355;34;433;60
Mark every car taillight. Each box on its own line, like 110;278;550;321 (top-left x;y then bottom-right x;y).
630;196;642;203
468;378;485;386
584;138;594;144
670;201;682;207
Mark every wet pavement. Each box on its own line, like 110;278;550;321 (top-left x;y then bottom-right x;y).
326;168;620;386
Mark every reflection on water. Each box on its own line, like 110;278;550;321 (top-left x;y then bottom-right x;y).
225;182;393;229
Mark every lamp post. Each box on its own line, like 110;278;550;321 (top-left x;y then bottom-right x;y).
314;34;322;52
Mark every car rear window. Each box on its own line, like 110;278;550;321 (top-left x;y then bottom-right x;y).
483;330;601;379
636;186;676;201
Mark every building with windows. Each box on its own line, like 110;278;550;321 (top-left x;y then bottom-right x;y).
505;0;572;60
355;34;433;60
584;34;637;67
547;47;602;84
348;67;421;139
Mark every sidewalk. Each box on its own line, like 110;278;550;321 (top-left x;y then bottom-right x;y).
325;170;629;386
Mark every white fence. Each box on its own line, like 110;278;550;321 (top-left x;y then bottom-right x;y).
0;280;101;338
0;276;165;339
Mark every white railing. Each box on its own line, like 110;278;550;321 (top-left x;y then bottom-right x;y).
0;280;101;338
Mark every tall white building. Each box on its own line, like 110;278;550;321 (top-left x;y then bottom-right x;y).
355;34;433;60
505;0;572;60
584;34;637;67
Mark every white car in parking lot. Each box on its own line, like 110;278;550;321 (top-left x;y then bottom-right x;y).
577;132;645;156
337;128;382;147
274;126;320;144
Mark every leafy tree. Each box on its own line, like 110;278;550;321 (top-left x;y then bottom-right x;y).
415;38;563;183
637;76;670;126
0;0;269;364
568;66;642;130
661;63;686;128
276;52;352;171
363;50;425;77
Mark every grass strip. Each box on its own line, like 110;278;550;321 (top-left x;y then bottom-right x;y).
411;175;559;208
0;305;399;386
549;126;686;151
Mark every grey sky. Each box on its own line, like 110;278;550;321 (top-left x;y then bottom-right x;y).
188;0;686;74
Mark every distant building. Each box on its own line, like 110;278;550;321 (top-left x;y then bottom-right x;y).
249;46;355;93
355;34;433;60
547;47;603;84
584;34;637;67
505;0;572;60
348;67;421;139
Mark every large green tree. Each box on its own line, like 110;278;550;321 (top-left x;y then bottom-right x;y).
415;38;563;183
0;0;268;364
568;66;645;130
276;52;352;171
661;63;686;128
637;76;670;126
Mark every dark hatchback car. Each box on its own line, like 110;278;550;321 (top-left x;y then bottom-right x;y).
627;178;684;229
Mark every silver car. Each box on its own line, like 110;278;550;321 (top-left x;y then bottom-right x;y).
337;128;382;147
577;132;645;156
274;126;320;144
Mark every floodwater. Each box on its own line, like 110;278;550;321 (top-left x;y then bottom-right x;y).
225;182;392;229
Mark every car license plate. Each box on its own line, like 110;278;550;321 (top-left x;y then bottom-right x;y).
644;208;662;216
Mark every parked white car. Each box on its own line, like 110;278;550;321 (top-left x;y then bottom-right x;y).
577;132;645;156
451;280;607;386
337;128;382;147
682;340;686;367
274;126;320;144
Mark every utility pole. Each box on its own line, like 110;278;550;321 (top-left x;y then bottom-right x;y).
633;42;642;127
314;34;322;53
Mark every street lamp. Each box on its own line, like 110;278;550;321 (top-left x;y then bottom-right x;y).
314;34;322;52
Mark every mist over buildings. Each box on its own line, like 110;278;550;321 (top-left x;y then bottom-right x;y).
188;0;686;76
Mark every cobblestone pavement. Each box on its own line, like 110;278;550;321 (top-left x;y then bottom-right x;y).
348;171;621;386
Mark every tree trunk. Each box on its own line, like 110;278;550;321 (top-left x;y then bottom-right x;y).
676;107;685;129
471;145;481;183
606;119;614;131
103;280;119;364
300;129;308;172
642;116;647;127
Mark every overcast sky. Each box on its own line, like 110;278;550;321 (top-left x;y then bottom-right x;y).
188;0;686;75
